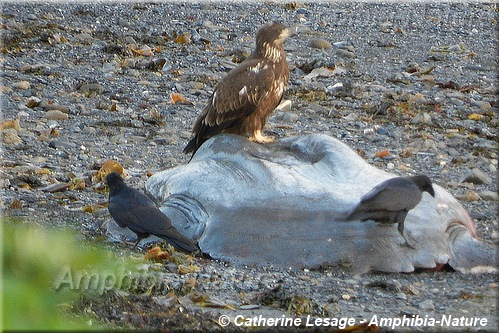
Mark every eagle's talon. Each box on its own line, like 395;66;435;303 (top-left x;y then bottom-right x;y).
249;131;275;144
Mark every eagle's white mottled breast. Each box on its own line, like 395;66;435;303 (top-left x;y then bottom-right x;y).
276;80;286;97
262;42;283;62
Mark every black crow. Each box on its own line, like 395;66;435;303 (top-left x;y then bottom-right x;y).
105;172;198;252
345;175;435;245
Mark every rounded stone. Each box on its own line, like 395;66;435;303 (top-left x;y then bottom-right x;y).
13;81;30;90
2;128;22;145
308;38;332;49
44;110;69;120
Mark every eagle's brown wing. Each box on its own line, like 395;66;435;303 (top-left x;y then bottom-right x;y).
183;58;285;154
205;59;276;125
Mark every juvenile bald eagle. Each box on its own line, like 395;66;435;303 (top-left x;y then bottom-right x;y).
183;22;290;156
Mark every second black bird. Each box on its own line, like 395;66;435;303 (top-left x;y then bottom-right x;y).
105;172;198;253
345;175;435;245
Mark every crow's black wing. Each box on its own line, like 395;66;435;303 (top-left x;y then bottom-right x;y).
128;205;198;252
357;178;422;212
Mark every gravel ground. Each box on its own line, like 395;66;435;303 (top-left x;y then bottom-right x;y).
1;1;497;331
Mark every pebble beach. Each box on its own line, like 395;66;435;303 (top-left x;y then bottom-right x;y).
1;1;497;331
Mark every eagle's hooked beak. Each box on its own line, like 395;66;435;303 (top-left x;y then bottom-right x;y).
281;28;291;39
